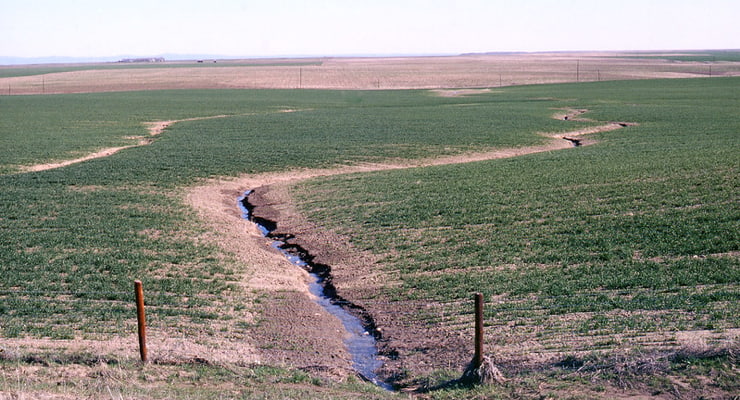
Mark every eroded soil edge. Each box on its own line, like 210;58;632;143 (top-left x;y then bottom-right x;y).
18;111;303;174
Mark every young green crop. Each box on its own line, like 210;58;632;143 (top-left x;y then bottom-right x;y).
0;79;737;382
0;87;589;338
291;77;740;352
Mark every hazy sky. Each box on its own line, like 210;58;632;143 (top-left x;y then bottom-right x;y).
2;0;738;59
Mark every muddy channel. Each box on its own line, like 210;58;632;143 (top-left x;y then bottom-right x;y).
238;189;392;390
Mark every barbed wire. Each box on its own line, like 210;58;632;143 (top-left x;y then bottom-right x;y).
2;285;736;370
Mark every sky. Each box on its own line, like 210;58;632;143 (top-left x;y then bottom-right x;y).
2;0;739;61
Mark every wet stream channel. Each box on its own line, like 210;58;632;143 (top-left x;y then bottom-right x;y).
238;190;391;390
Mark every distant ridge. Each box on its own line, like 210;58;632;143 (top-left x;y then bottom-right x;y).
0;54;230;66
0;52;458;66
0;56;123;65
0;54;318;66
4;50;738;66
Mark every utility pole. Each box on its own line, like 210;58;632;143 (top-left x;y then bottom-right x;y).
576;60;580;82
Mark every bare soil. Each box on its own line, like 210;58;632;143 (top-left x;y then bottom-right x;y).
3;52;739;95
21;145;136;173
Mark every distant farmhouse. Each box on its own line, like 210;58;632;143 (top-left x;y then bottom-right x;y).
118;57;165;63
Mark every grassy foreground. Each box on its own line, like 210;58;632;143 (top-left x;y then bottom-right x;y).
1;78;738;398
0;87;590;397
1;348;735;399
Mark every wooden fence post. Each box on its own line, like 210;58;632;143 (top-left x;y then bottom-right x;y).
134;280;148;362
474;292;484;368
463;292;505;384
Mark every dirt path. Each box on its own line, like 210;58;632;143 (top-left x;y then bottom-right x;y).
22;145;140;172
18;112;301;173
19;119;176;173
185;108;635;376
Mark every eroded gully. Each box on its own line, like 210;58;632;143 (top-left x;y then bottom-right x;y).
228;111;635;390
238;190;392;390
189;110;636;389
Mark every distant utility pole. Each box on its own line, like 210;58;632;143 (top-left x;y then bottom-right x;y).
299;67;303;89
576;60;580;82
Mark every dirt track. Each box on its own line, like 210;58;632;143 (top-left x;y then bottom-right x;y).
20;112;287;173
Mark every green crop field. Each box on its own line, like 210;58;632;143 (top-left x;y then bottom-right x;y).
1;77;738;398
296;79;738;302
286;79;739;393
0;88;589;355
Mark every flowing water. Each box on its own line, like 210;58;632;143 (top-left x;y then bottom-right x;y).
238;190;391;390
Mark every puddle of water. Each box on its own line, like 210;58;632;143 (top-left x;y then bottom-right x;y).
238;191;391;390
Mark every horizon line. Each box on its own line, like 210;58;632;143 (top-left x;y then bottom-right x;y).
2;48;740;66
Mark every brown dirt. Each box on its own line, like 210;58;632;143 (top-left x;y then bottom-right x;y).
3;52;739;95
0;334;260;367
21;145;137;173
430;88;494;97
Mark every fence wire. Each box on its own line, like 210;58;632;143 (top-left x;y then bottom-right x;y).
1;285;738;370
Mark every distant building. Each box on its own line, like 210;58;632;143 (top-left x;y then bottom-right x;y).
118;57;165;63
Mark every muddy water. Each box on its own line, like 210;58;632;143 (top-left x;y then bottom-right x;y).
238;191;391;390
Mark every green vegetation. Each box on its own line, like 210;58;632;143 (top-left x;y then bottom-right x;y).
0;89;573;175
411;346;739;399
1;77;738;397
291;78;739;350
0;354;394;400
0;88;585;338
